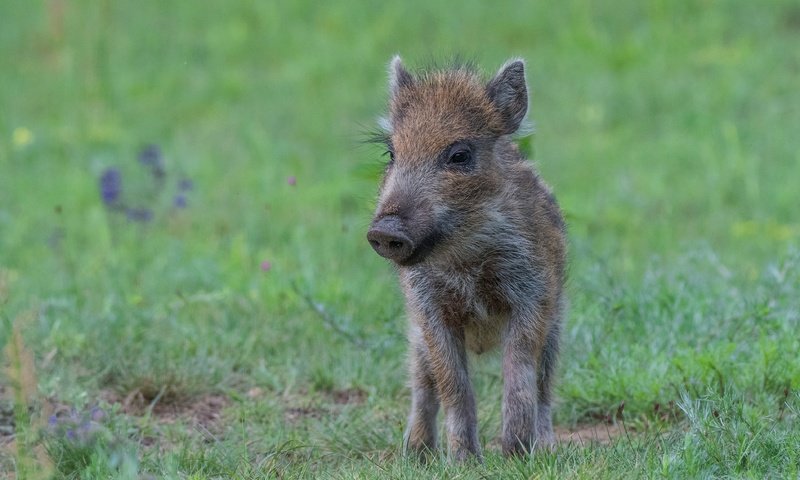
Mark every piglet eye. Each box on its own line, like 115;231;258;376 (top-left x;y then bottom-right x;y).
449;150;471;164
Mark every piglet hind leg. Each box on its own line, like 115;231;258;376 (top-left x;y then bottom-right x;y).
535;323;560;448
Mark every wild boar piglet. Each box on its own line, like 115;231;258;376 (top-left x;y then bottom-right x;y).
368;57;567;461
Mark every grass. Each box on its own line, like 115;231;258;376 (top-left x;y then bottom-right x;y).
1;0;799;478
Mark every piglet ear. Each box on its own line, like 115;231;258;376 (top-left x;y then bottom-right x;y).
486;59;528;134
389;55;414;98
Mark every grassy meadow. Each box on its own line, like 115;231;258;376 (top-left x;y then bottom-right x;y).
1;0;799;478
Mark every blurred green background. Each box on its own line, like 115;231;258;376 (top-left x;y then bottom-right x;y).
1;0;799;477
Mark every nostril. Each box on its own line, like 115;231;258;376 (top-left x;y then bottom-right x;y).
367;216;414;262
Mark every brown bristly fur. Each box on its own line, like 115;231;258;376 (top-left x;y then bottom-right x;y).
367;56;567;461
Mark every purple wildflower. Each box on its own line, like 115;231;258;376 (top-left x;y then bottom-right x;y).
47;405;108;448
99;168;122;206
138;144;165;180
90;406;105;422
173;194;187;208
260;260;272;272
138;144;162;168
126;207;153;223
78;420;95;437
178;178;194;191
287;176;297;186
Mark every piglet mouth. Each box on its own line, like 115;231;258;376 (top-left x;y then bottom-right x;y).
366;215;439;266
394;231;440;266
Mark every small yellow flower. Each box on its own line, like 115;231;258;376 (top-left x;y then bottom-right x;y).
12;127;34;149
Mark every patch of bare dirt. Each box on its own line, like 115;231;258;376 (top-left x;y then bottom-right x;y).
555;423;624;445
101;389;229;431
484;422;626;452
281;387;368;424
284;406;327;424
329;387;367;405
